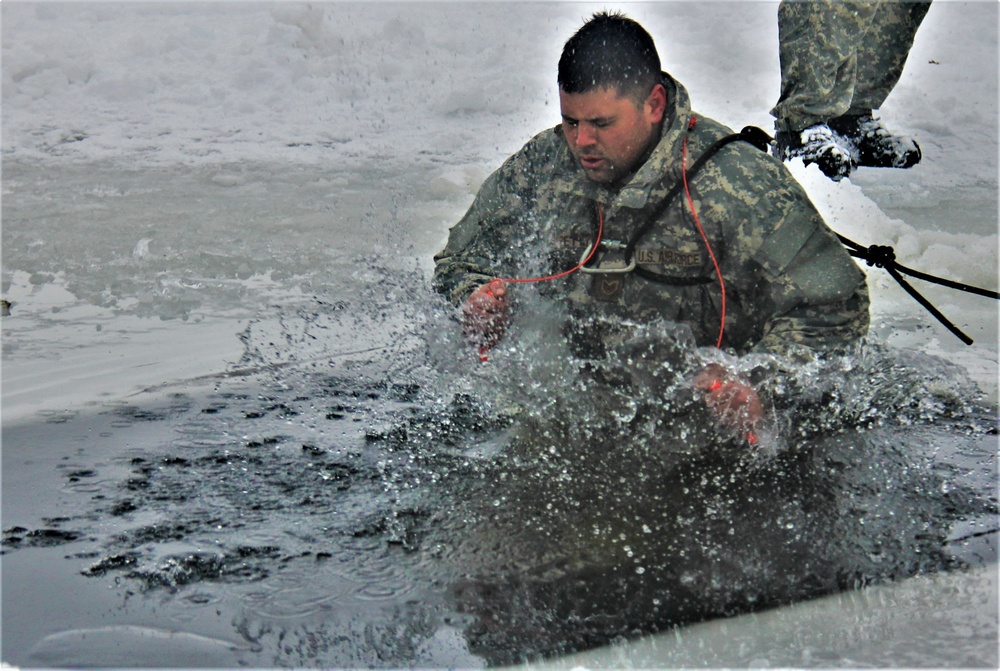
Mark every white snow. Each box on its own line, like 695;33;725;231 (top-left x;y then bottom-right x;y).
2;1;997;421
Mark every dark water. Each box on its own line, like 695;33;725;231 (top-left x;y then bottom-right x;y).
2;278;997;667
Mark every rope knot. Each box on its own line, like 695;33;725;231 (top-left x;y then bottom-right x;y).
865;244;896;268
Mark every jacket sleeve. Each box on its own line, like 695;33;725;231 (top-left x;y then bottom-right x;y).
433;171;511;305
750;218;871;356
432;138;545;306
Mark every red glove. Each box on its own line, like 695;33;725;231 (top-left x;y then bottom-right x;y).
693;363;764;444
462;279;509;361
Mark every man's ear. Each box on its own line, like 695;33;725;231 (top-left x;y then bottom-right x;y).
645;84;667;123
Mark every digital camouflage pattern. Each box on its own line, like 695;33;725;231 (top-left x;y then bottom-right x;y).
772;0;931;132
433;74;870;358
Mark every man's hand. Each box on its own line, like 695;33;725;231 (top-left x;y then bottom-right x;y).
462;279;509;359
693;363;764;444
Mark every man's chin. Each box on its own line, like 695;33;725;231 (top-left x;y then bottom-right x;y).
583;166;616;184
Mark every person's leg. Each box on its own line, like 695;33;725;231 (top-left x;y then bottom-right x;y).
770;0;879;133
829;1;931;169
851;0;932;113
771;0;880;180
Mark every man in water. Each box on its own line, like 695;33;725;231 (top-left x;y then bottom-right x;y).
433;12;870;441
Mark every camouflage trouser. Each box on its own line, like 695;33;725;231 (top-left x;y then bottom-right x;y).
771;0;931;132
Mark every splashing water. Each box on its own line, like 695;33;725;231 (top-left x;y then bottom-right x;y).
6;260;993;667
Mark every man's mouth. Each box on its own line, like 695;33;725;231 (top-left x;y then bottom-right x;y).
580;156;605;170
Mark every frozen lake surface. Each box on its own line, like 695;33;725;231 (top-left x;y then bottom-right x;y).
2;2;998;667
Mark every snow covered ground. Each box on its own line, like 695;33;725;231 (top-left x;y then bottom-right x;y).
2;1;998;668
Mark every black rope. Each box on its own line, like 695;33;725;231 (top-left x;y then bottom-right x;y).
633;265;713;285
944;527;1000;545
839;235;1000;300
838;234;1000;346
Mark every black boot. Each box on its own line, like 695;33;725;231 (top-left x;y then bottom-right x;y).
829;112;922;169
773;123;858;182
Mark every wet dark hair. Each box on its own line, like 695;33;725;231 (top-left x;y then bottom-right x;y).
557;11;662;104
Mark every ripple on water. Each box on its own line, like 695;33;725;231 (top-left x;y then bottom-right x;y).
352;555;418;602
171;419;238;448
179;590;224;607
241;569;354;619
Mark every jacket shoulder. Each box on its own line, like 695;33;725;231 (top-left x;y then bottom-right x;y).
687;116;799;194
498;126;569;173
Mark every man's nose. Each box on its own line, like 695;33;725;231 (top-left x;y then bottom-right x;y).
576;123;597;147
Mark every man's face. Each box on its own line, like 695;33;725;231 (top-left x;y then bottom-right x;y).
559;84;666;185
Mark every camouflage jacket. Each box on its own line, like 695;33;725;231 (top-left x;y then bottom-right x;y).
433;74;870;357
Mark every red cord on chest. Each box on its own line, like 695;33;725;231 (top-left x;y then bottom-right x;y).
481;114;727;356
683;116;727;348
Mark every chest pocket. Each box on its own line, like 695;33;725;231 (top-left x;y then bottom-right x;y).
632;238;713;285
